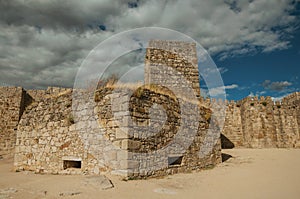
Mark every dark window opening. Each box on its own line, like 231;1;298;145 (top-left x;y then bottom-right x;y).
168;156;183;166
63;160;81;169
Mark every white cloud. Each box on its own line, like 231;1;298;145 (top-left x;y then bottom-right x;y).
248;90;266;97
262;80;292;91
271;93;291;102
248;92;255;97
0;0;299;88
209;84;238;96
224;84;239;89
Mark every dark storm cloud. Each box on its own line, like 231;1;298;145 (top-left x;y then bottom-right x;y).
0;0;126;31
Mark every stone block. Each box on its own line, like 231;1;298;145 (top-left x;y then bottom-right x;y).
115;128;130;139
121;139;141;150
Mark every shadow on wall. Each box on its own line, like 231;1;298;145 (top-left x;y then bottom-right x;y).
221;134;235;149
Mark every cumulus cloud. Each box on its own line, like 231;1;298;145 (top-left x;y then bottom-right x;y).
0;0;299;88
262;80;292;91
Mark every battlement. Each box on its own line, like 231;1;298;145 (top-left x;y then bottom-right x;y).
219;92;300;148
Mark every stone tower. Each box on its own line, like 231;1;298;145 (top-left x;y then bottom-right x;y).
145;40;201;100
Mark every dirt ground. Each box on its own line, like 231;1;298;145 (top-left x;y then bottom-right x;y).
1;148;300;199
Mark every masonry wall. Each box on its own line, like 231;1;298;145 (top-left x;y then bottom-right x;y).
220;92;300;148
12;40;222;178
94;85;221;179
0;87;31;158
145;40;201;100
4;39;300;179
140;40;221;178
128;88;221;178
13;90;106;174
221;100;243;147
27;87;70;101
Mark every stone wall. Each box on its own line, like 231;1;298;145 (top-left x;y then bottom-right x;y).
145;40;201;100
0;86;72;159
13;89;106;174
138;40;220;178
12;40;221;178
13;84;220;178
94;85;221;179
0;87;32;158
219;92;300;148
27;87;70;101
2;39;300;179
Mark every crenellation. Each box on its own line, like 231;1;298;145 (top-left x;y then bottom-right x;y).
219;92;300;148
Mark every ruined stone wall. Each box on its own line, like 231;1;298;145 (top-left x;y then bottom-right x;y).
12;40;221;178
94;85;221;179
0;86;72;159
5;39;300;179
137;40;221;178
276;92;300;147
128;89;221;178
13;89;106;174
27;87;71;101
145;40;201;100
221;100;243;147
220;92;300;148
240;96;279;148
0;87;30;158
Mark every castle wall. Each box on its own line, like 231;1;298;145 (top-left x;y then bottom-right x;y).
3;39;300;179
94;86;221;179
278;92;300;147
12;40;221;178
14;89;107;174
220;92;300;148
0;87;29;158
145;40;201;100
27;87;71;101
222;101;243;147
139;40;221;178
239;96;278;148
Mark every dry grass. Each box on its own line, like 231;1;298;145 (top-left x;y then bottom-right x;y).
54;89;72;98
101;82;201;106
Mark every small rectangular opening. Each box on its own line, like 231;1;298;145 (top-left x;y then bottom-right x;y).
63;160;81;169
168;156;183;166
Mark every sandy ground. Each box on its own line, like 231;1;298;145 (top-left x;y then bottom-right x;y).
1;148;300;199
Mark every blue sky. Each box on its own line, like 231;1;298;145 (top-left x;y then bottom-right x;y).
0;0;299;101
212;26;300;100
